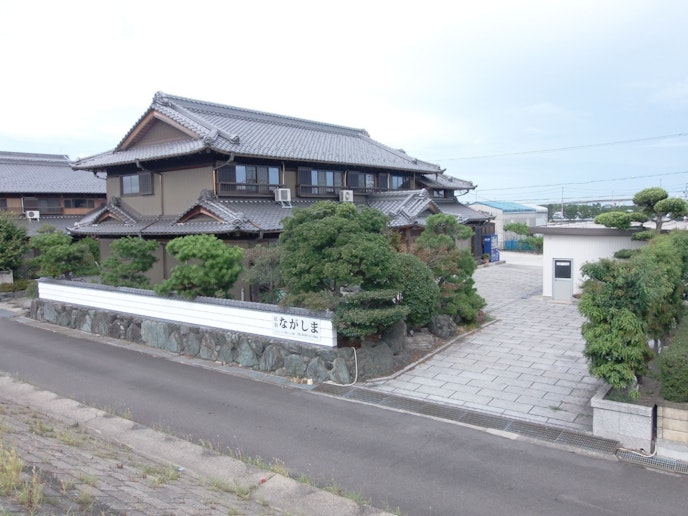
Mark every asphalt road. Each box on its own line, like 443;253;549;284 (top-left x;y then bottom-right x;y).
1;315;686;515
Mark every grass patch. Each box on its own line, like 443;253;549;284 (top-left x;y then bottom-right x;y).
207;477;233;493
141;465;180;486
15;467;43;513
56;430;86;447
0;444;23;495
30;420;54;437
78;473;97;487
76;489;96;511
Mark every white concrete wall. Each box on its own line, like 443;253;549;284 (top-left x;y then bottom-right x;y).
38;280;337;347
542;233;646;297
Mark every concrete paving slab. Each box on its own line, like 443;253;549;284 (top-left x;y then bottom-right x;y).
366;253;604;433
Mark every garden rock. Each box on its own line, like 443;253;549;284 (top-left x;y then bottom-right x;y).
382;320;407;355
429;314;457;339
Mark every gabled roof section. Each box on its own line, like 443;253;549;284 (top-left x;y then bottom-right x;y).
0;151;105;194
72;92;443;174
72;198;144;229
366;189;441;228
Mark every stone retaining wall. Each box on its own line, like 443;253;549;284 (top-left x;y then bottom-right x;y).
30;299;414;384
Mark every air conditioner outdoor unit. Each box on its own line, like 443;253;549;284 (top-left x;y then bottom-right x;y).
339;190;354;202
26;210;40;221
274;188;291;202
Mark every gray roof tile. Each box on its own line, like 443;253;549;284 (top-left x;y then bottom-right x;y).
0;151;106;194
73;92;443;174
69;190;488;237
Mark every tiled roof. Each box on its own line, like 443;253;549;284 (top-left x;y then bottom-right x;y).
72;92;443;174
433;200;494;223
0;151;106;194
12;215;84;236
69;189;492;238
418;173;475;190
366;190;437;228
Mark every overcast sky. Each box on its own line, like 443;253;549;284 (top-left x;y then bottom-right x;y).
2;0;687;205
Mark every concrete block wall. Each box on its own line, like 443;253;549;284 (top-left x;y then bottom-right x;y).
657;403;688;461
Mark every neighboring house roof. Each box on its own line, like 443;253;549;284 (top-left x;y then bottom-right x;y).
433;200;494;223
69;189;488;237
72;92;443;174
521;203;548;213
13;216;85;237
0;152;105;194
470;201;536;213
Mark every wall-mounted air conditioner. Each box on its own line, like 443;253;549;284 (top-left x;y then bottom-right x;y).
274;188;291;202
26;210;40;221
339;190;354;202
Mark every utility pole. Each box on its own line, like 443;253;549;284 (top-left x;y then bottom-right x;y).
561;187;564;219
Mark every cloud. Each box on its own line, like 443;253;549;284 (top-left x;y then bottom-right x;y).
649;77;688;105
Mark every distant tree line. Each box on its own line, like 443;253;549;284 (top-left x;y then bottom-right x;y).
545;202;640;221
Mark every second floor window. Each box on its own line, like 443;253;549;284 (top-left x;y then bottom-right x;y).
298;168;343;195
391;175;408;190
121;172;153;196
217;164;279;195
348;171;377;192
64;199;96;209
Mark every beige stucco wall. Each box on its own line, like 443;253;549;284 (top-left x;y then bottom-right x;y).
161;166;214;214
106;166;214;215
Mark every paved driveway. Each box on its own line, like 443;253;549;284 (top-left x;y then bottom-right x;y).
368;253;603;433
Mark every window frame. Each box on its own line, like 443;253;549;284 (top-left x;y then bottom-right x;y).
121;172;153;196
216;164;280;196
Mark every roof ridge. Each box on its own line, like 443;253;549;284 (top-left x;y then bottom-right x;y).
156;91;369;137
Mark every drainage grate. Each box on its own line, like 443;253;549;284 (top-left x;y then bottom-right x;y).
380;396;428;414
460;411;510;430
616;450;688;474
315;383;353;397
344;389;389;404
555;431;620;454
313;383;620;456
505;420;563;442
417;403;468;422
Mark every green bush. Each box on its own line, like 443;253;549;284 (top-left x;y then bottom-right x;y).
333;289;409;340
613;248;638;259
395;253;439;328
659;344;688;402
0;279;31;293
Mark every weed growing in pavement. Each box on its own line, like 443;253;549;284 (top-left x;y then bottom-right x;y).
140;465;180;486
78;473;97;487
231;482;251;500
30;420;54;437
56;430;86;447
0;444;22;494
323;480;370;506
16;466;43;513
60;478;75;493
207;477;233;492
76;489;95;511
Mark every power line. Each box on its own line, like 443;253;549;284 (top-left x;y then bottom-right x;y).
474;169;688;193
435;132;688;161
